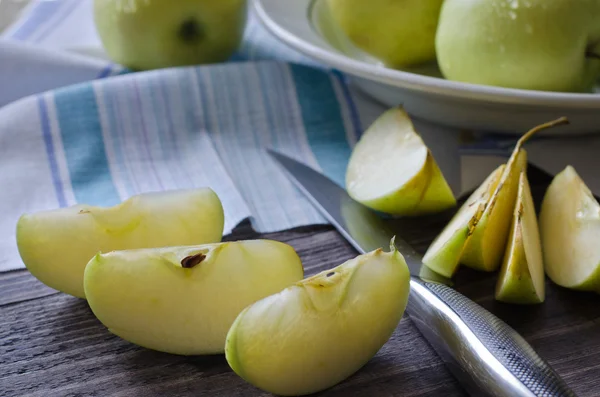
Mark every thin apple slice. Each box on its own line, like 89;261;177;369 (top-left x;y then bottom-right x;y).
346;107;456;216
84;240;304;355
16;188;225;298
225;242;410;396
495;172;545;304
460;118;569;272
422;164;505;278
540;166;600;293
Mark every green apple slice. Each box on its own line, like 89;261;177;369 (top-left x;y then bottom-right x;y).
17;188;224;298
459;150;528;271
540;166;600;293
422;164;505;278
225;242;410;396
460;118;569;272
495;172;545;304
346;107;456;216
84;240;304;355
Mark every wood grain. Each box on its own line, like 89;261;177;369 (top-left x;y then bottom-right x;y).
0;224;463;397
1;165;600;396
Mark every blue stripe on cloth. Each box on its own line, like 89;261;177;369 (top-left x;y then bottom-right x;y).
97;64;114;79
99;86;134;197
6;1;64;41
37;97;67;208
332;70;363;141
53;84;120;206
289;64;352;188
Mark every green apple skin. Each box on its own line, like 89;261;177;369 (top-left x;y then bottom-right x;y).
422;165;505;278
84;240;304;355
436;0;600;92
94;0;247;70
327;0;445;68
495;172;545;305
225;245;410;396
16;188;224;299
460;150;528;272
540;166;600;293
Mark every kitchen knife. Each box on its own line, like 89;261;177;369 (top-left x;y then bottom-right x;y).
267;149;577;397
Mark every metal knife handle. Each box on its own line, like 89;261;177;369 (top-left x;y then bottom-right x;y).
408;277;577;397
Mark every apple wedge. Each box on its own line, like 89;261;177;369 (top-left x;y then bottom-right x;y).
539;166;600;293
84;240;304;355
495;172;545;304
460;118;569;272
422;164;505;278
17;188;224;298
225;242;410;396
346;107;456;216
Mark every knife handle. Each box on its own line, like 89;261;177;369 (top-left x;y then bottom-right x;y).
407;277;577;397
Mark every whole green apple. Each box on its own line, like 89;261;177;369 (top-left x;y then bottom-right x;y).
436;0;600;92
94;0;247;70
326;0;445;68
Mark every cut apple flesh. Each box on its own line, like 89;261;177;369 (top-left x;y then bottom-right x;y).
225;244;411;396
422;164;505;278
346;107;456;216
16;188;225;298
495;172;545;304
84;240;304;355
540;166;600;292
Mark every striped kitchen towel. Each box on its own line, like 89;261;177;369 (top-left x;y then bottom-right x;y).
0;55;387;272
0;0;464;273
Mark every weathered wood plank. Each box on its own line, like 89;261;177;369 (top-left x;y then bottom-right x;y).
0;223;463;397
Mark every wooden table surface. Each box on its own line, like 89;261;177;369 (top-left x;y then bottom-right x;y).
2;166;600;397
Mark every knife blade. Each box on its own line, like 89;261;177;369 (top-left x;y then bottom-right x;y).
267;149;577;397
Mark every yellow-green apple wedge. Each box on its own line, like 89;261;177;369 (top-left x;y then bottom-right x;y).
225;242;410;396
16;188;224;298
346;107;456;216
84;240;303;355
422;165;505;278
540;166;600;293
326;0;445;68
460;118;569;272
436;0;600;92
495;172;545;304
94;0;247;70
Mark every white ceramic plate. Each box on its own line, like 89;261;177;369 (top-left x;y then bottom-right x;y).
253;0;600;135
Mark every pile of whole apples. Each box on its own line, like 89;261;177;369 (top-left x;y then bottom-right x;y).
17;189;411;396
346;107;600;305
327;0;600;93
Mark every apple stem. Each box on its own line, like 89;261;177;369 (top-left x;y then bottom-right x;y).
181;253;206;268
179;18;205;43
515;117;569;151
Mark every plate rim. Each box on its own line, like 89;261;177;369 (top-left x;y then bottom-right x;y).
253;0;600;110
